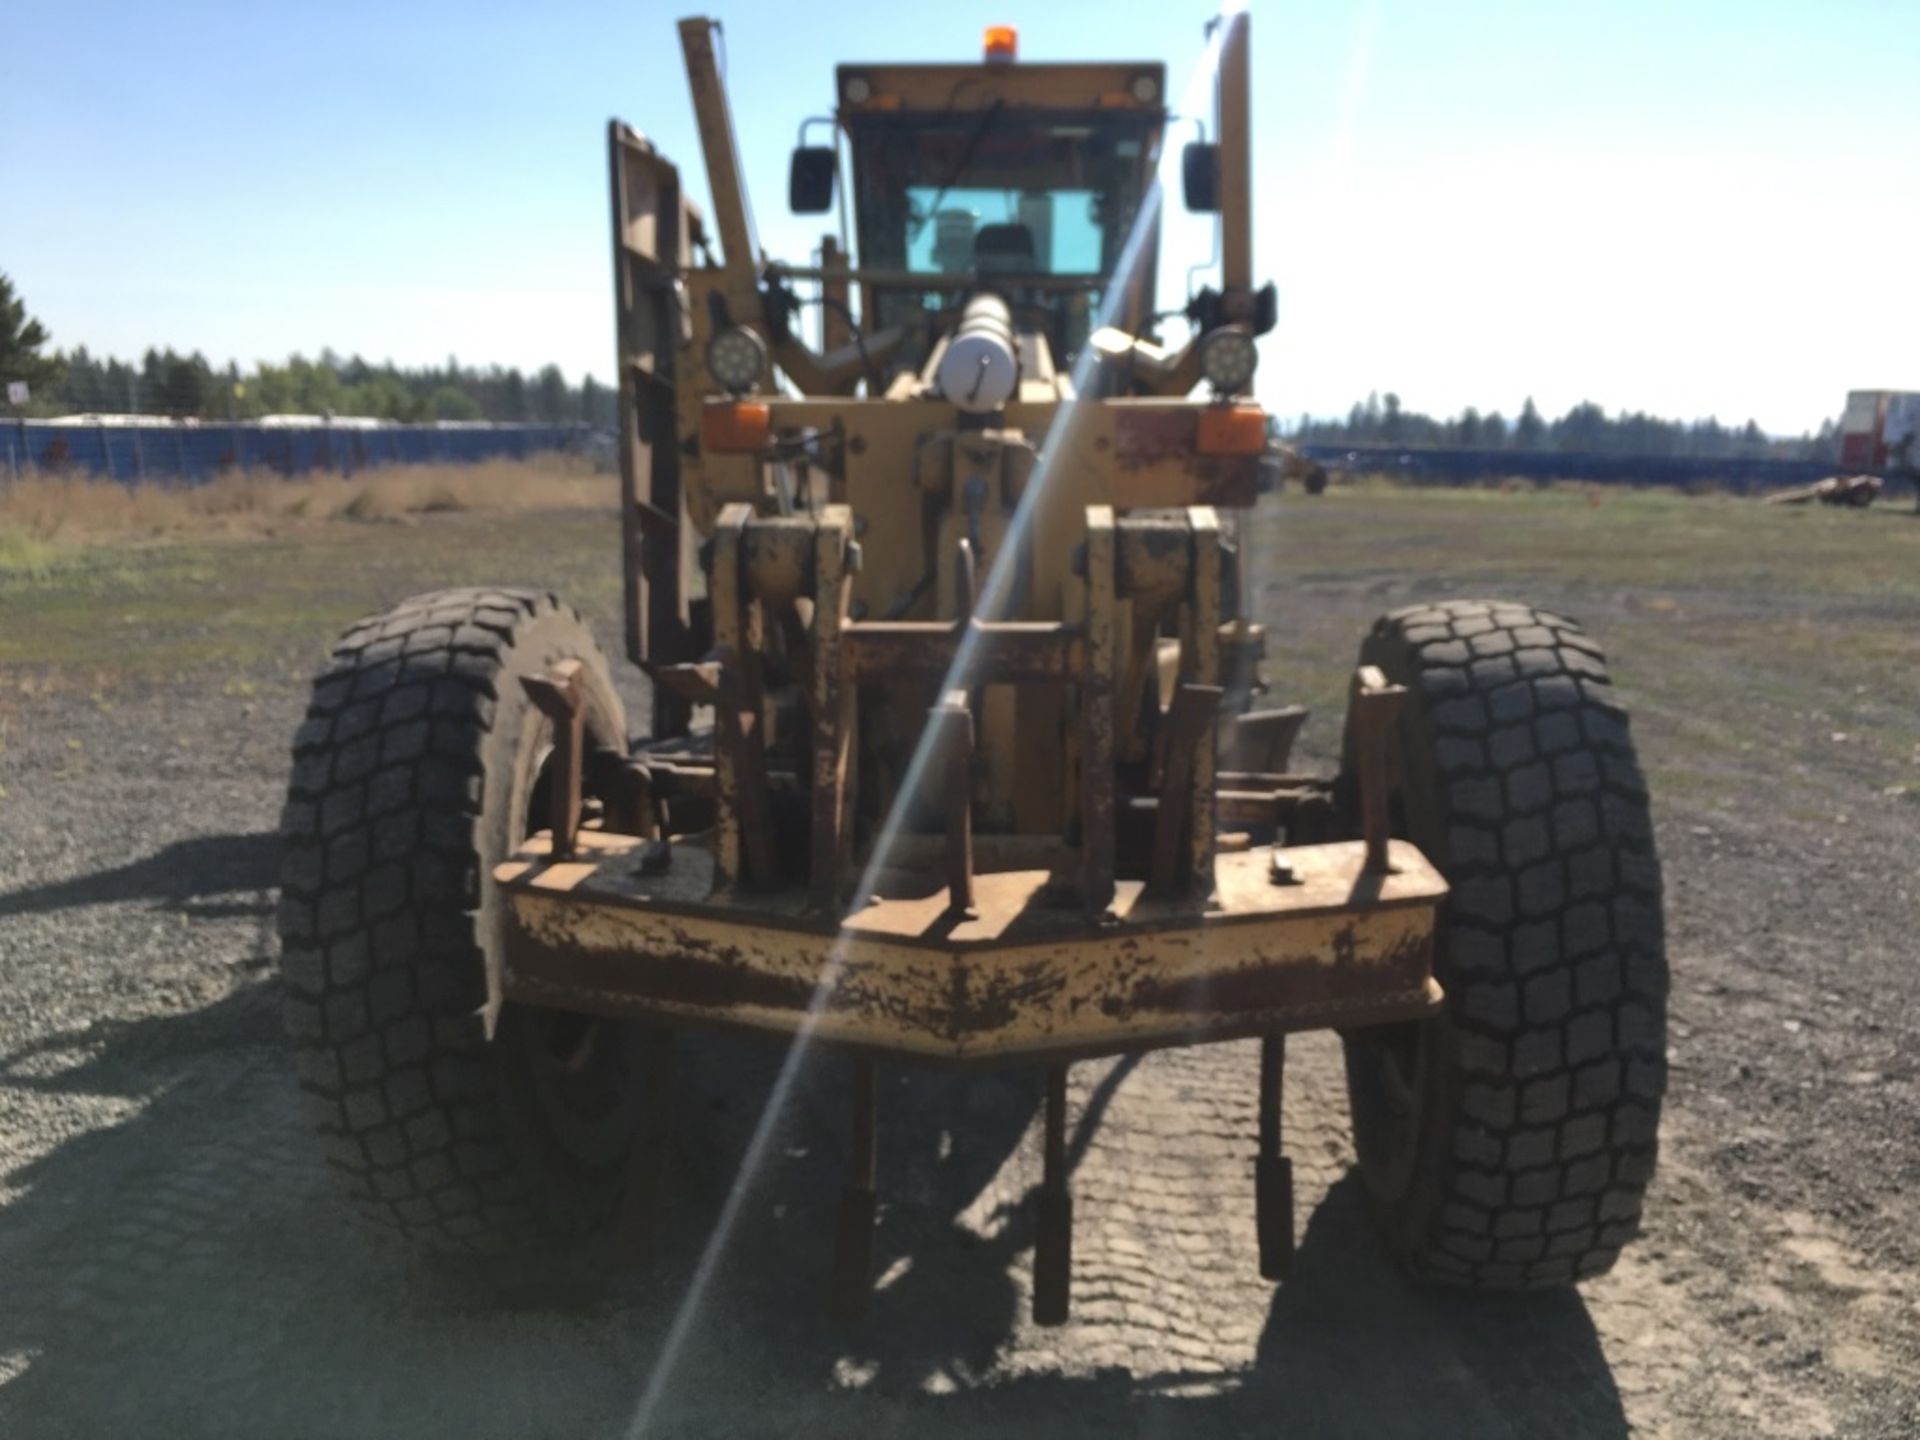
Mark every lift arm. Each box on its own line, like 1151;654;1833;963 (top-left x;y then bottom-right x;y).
678;16;764;325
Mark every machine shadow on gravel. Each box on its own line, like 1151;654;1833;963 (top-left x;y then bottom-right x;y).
602;1038;1628;1438
1237;1176;1627;1437
0;831;278;922
0;993;1039;1434
0;992;1624;1439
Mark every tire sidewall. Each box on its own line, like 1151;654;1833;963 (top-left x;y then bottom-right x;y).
1345;620;1466;1250
473;605;639;1222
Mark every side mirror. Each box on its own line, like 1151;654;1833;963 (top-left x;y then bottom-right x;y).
789;147;836;213
1182;141;1219;213
1252;281;1278;336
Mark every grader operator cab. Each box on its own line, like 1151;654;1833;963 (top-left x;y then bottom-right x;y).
278;13;1667;1327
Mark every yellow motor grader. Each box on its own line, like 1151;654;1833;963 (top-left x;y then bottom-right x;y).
277;13;1667;1324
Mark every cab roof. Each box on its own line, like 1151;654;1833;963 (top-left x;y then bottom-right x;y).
834;62;1167;116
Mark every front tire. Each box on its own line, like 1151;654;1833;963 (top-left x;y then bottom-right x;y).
277;587;646;1255
1342;600;1668;1289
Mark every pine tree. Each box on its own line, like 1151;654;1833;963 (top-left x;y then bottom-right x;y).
1515;397;1545;448
0;271;63;400
534;364;570;423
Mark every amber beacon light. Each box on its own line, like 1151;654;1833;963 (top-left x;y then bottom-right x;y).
983;25;1017;63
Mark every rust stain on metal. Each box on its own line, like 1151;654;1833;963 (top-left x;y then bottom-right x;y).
1113;408;1198;470
513;927;815;1017
497;840;1446;1063
1185;457;1259;507
941;952;1072;1041
1102;925;1431;1021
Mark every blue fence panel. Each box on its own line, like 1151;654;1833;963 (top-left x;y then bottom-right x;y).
3;421;589;485
0;422;1866;496
1295;444;1841;494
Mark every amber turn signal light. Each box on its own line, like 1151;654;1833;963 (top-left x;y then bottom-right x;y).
1196;405;1267;456
701;401;771;454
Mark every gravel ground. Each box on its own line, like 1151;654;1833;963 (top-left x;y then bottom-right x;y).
1;494;1917;1438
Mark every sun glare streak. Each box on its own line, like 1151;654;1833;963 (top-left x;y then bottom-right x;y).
623;15;1240;1436
1317;0;1377;205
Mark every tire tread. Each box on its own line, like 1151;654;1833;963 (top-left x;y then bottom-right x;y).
277;587;614;1254
1357;601;1668;1290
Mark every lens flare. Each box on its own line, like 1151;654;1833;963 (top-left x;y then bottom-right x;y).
623;15;1243;1435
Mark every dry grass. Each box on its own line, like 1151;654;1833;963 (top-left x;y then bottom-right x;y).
0;457;613;552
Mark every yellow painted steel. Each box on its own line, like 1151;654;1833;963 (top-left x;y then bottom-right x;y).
495;836;1446;1064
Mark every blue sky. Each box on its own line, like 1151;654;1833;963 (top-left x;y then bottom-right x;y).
2;0;1914;433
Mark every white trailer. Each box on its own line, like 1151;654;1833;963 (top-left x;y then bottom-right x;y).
1839;389;1920;470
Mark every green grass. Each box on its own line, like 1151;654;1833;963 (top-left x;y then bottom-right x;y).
1265;484;1920;600
3;486;1916;829
1250;486;1920;823
0;511;627;682
0;529;63;580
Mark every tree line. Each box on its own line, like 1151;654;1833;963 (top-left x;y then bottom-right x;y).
1286;392;1839;463
35;346;619;427
0;276;611;425
0;272;1845;457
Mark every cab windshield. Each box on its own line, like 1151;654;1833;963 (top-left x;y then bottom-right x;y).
853;109;1156;279
849;107;1160;359
902;186;1105;276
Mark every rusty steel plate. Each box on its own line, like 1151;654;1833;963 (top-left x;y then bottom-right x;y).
493;835;1446;1064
